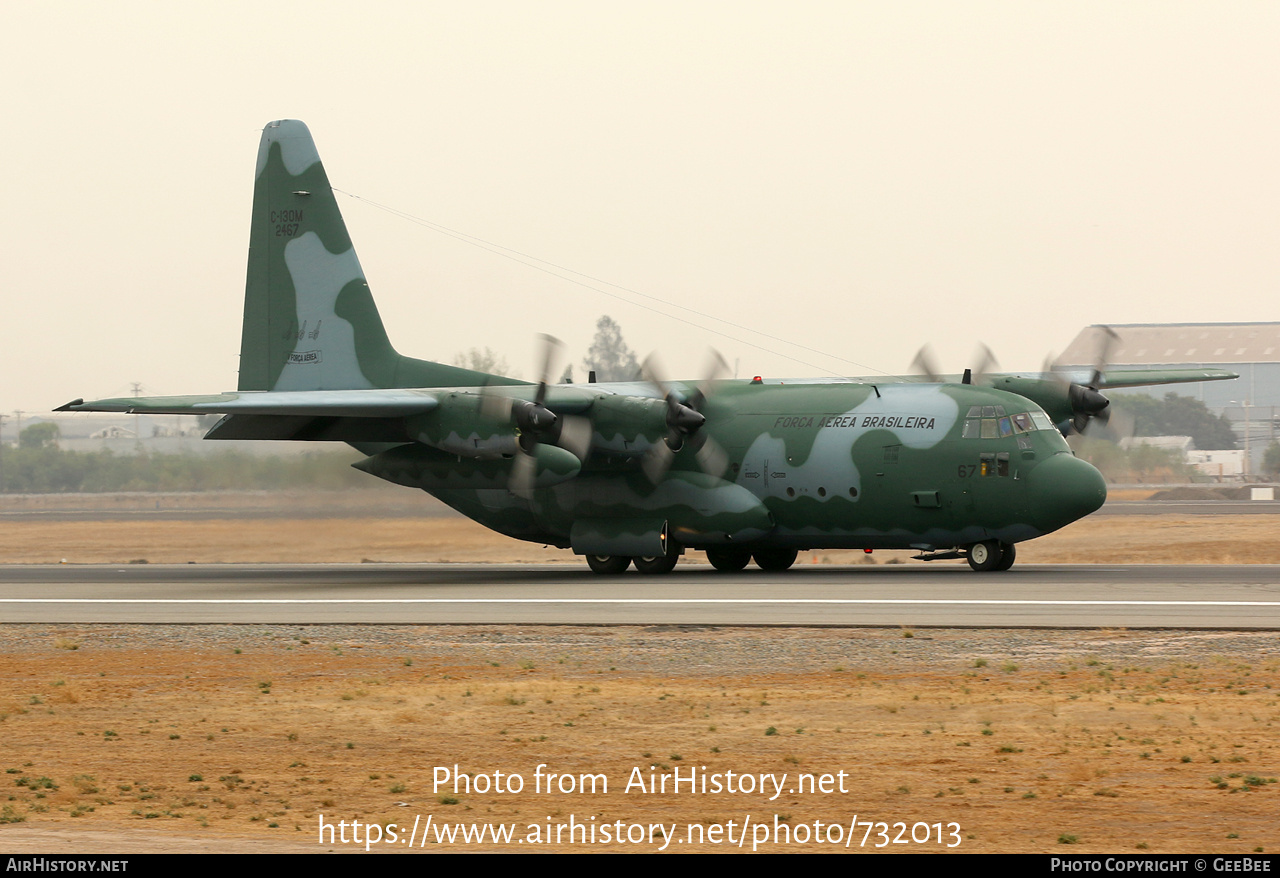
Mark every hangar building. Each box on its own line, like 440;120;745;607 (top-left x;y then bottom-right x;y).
1061;323;1280;470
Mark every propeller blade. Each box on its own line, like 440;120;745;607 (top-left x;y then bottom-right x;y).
1041;351;1065;383
556;415;593;462
640;353;672;398
642;441;675;484
509;449;537;498
478;385;515;420
971;343;999;384
1106;407;1136;442
695;435;729;479
1089;325;1121;387
910;345;943;382
536;334;564;388
694;349;729;398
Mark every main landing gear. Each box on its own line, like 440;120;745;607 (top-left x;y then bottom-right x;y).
585;545;682;575
966;540;1016;572
705;547;751;571
588;543;1017;573
584;546;801;574
585;555;631;575
703;547;799;572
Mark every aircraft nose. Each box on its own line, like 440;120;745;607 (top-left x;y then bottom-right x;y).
1027;452;1107;535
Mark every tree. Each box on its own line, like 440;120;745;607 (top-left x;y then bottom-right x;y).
19;422;59;449
1074;436;1197;484
583;316;639;382
452;347;515;378
1111;392;1238;450
1263;442;1280;479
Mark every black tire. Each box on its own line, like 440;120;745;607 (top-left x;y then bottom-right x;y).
994;542;1016;571
967;540;1003;572
705;547;752;572
753;548;799;571
634;552;680;575
585;555;631;575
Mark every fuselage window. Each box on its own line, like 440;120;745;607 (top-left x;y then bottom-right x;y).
1030;411;1055;432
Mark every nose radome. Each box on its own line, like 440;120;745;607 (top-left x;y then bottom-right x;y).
1027;452;1107;535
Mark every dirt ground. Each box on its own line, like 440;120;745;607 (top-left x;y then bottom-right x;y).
1;500;1278;853
0;626;1278;854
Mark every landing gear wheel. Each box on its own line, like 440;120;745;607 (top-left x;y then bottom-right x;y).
585;555;631;575
753;548;799;571
634;551;680;575
994;542;1016;571
966;540;1003;572
706;547;752;572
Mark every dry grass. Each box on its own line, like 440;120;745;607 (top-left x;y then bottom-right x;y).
0;628;1277;853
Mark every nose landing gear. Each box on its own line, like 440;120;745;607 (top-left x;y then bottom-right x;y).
967;540;1016;572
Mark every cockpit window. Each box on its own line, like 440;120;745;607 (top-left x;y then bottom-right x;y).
964;408;1057;439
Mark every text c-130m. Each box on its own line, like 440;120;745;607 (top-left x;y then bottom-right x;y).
59;120;1236;574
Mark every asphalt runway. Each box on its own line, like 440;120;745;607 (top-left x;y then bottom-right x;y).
1;563;1279;628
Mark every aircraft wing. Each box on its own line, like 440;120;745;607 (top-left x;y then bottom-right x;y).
865;367;1239;388
1089;368;1239;389
56;389;441;418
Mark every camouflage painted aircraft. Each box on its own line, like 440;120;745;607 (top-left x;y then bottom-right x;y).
59;120;1237;574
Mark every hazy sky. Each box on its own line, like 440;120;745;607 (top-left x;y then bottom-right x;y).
4;2;1278;414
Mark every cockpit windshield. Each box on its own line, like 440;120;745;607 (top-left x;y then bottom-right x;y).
961;405;1056;439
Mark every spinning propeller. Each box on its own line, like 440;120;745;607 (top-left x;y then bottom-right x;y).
640;351;731;483
1064;325;1119;434
910;343;999;385
481;334;592;497
912;327;1125;436
1033;326;1124;436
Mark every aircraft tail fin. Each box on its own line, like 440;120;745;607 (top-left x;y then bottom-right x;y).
239;120;519;392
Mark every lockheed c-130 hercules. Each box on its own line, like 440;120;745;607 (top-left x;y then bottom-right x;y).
59;120;1236;574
